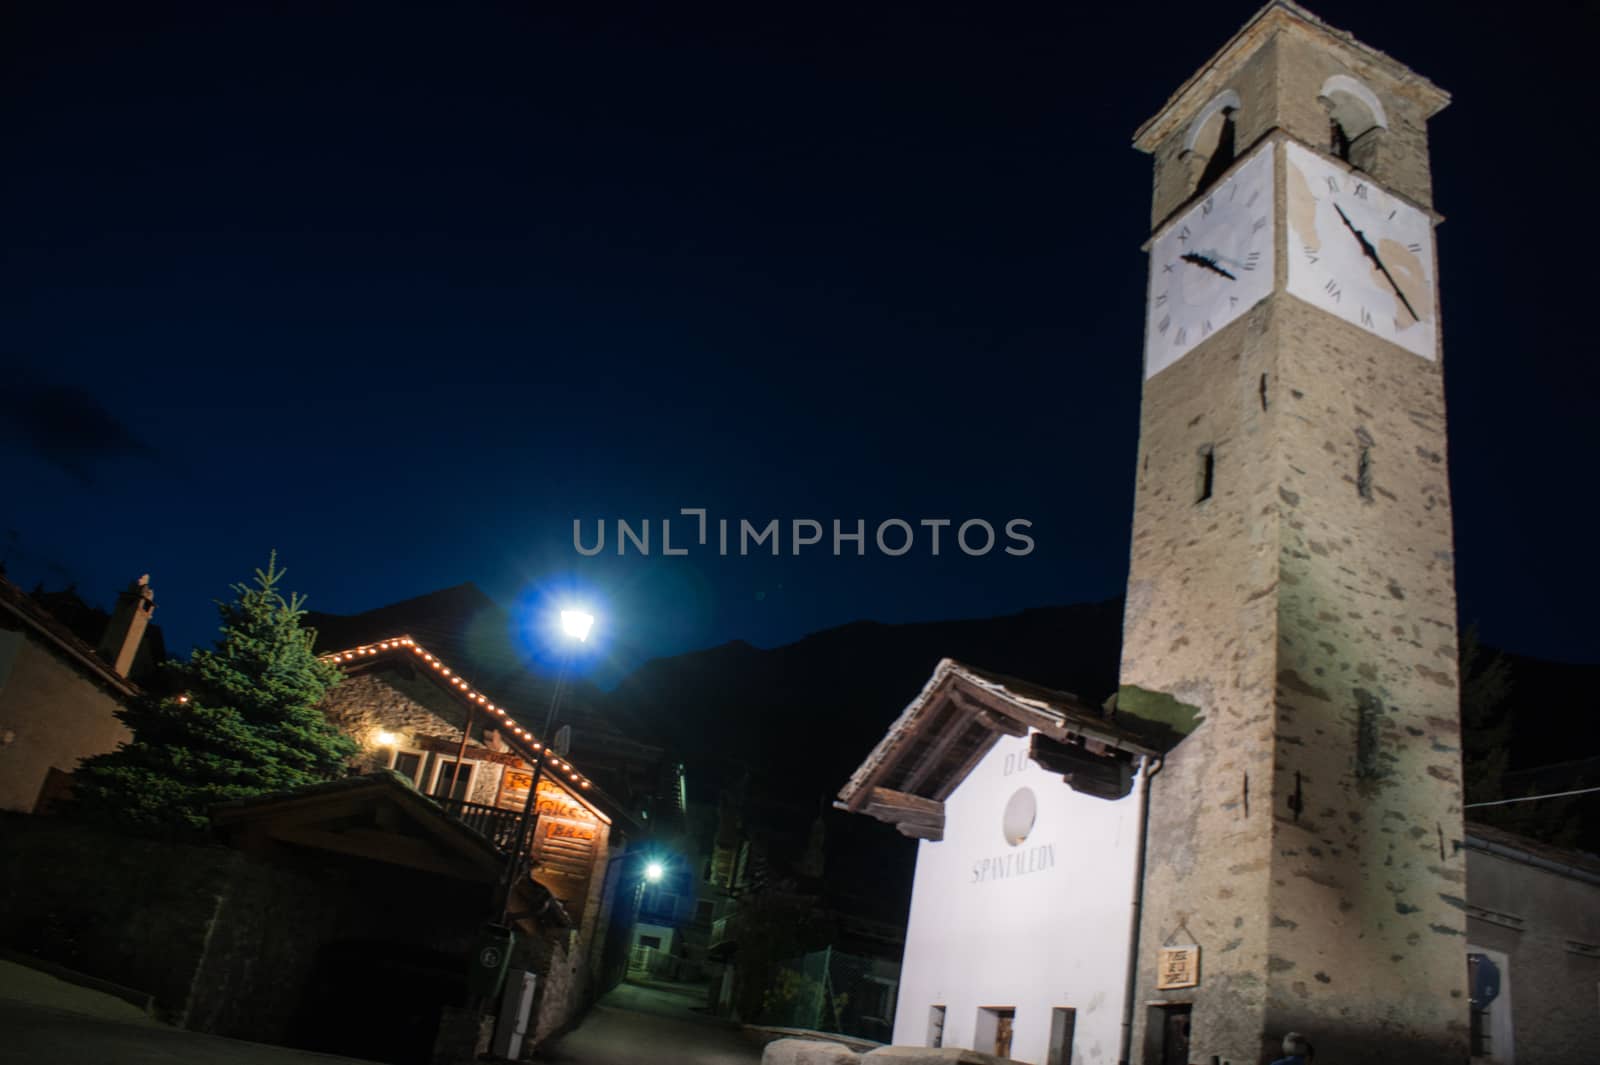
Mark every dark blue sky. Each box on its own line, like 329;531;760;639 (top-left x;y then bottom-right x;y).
3;0;1597;679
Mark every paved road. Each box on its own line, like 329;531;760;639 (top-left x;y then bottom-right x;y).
0;960;376;1065
539;981;763;1065
0;999;380;1065
0;961;761;1065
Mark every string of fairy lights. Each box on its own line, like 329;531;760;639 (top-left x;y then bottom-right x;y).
317;635;593;790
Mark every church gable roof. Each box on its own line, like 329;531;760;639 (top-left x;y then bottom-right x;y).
835;659;1165;840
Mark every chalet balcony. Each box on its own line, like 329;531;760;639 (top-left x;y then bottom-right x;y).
435;797;522;855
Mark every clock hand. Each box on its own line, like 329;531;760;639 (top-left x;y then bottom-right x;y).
1332;203;1421;323
1372;257;1421;322
1179;251;1236;281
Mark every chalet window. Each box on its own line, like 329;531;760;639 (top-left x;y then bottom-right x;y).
1048;1008;1077;1065
387;749;423;785
429;758;475;801
927;1006;946;1048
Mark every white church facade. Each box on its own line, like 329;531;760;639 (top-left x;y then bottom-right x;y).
895;735;1143;1064
837;660;1166;1065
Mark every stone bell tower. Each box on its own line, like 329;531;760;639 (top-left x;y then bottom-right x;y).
1116;4;1466;1062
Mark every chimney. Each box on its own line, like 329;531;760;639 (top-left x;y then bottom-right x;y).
98;574;155;678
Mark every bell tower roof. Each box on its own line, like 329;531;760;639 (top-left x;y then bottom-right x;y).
1132;1;1449;155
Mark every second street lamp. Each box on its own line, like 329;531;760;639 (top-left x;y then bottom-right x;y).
497;607;595;921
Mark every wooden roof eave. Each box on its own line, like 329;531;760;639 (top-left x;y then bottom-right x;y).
837;660;1162;816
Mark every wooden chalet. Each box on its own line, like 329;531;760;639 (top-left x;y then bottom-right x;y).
206;633;640;1059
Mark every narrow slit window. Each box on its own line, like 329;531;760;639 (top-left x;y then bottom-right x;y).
1259;373;1269;411
1357;446;1373;500
1197;445;1215;503
1355;688;1383;780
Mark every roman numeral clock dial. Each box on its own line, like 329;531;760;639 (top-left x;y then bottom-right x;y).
1145;145;1275;379
1285;141;1438;359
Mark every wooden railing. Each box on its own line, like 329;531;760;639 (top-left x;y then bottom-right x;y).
435;797;522;855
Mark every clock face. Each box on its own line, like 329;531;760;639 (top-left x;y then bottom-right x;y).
1145;145;1275;379
1285;141;1437;359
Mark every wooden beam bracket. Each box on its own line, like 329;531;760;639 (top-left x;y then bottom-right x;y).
862;786;945;841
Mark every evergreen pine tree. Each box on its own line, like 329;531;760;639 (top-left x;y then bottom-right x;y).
74;553;355;833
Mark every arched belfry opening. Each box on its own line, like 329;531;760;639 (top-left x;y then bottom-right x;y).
1181;89;1240;195
1320;74;1388;171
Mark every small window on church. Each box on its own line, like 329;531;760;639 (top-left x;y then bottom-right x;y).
1196;445;1215;503
1357;446;1373;501
927;1005;946;1048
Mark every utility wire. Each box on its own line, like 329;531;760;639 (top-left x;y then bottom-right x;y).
1465;785;1600;809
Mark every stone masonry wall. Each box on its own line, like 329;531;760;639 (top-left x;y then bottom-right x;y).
322;669;506;807
0;813;333;1039
1264;276;1466;1062
1122;294;1283;1061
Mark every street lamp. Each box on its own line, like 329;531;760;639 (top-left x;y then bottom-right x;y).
645;861;665;884
497;606;596;921
560;609;595;642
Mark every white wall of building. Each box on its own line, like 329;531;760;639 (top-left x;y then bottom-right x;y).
893;731;1142;1064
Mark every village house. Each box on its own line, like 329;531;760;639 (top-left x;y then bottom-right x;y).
0;573;157;813
298;632;645;1053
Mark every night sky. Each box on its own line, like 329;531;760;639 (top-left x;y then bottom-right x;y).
4;0;1597;682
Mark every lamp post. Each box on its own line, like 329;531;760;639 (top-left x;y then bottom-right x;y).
497;607;595;921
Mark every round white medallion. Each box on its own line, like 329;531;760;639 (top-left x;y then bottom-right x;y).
1002;787;1037;846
